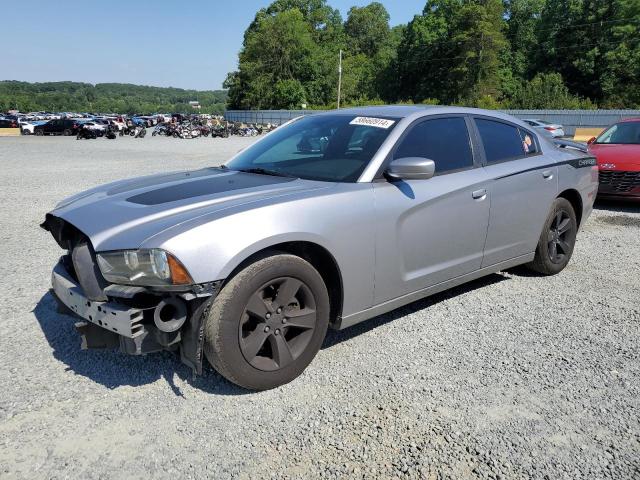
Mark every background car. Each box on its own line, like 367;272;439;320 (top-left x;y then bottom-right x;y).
588;118;640;199
0;118;19;129
19;119;47;135
82;121;108;136
33;119;83;136
523;119;566;138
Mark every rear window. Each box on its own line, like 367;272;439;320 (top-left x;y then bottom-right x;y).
476;119;525;164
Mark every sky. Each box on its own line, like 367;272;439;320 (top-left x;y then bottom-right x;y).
2;0;426;91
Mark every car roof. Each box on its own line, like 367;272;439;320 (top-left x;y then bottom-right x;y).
316;105;525;123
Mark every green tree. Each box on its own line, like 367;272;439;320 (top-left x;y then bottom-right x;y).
537;0;640;107
272;79;307;108
0;81;227;114
228;9;318;109
344;2;391;57
396;0;507;105
508;72;595;108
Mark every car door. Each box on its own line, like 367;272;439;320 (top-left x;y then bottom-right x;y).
46;120;60;134
471;117;558;267
372;116;491;304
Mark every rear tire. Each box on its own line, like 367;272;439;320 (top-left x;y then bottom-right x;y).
35;130;44;136
527;197;577;275
63;129;72;136
204;254;330;390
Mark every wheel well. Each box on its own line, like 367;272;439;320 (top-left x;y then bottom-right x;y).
225;242;344;326
558;189;583;228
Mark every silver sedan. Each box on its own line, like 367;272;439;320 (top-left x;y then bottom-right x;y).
43;106;598;390
523;118;566;138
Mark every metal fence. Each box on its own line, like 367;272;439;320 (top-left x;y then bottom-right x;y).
225;109;640;136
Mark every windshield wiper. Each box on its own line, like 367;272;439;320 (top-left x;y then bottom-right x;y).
235;168;298;178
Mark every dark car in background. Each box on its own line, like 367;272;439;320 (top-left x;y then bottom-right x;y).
34;119;84;136
0;118;19;129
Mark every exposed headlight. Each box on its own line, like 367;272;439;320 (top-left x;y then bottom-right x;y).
96;249;193;287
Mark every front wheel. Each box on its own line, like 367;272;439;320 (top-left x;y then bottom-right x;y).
526;197;577;275
204;254;330;390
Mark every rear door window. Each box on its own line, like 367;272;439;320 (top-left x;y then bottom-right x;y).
519;129;539;155
475;118;525;164
394;117;474;174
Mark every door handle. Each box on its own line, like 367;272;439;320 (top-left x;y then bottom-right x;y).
472;189;487;200
543;170;554;179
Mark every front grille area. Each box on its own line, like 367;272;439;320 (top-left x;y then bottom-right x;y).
599;170;640;193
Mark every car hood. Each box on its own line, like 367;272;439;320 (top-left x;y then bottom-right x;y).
45;168;331;251
589;144;640;168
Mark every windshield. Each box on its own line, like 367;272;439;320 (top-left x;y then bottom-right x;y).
226;114;399;182
595;122;640;145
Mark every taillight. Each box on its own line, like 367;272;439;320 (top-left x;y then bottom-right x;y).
544;127;557;131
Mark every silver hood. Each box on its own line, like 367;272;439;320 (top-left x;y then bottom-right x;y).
46;168;330;251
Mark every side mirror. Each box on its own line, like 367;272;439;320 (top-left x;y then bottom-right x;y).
587;137;597;145
386;157;436;180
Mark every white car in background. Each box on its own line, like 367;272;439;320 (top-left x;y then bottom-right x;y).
523;119;566;138
82;121;107;136
19;119;47;135
19;120;36;135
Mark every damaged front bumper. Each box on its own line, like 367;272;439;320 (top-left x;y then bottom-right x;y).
50;257;221;374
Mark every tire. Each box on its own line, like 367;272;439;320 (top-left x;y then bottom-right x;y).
35;129;44;136
63;129;72;136
204;254;330;390
527;197;578;275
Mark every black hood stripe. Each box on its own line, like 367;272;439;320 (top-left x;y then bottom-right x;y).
126;172;295;206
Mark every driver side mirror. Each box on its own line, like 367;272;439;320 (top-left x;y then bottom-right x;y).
386;157;436;180
587;137;597;145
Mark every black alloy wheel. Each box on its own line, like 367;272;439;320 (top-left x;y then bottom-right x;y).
547;209;573;264
203;253;330;390
239;277;317;372
527;197;577;275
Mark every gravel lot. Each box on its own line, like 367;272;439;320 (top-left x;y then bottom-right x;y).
0;135;638;479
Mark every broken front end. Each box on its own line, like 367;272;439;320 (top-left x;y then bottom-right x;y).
42;214;221;375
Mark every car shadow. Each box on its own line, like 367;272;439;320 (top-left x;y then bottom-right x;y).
32;291;249;397
34;273;509;395
323;273;508;349
594;198;640;214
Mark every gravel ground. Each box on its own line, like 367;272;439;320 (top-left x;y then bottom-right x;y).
0;135;638;479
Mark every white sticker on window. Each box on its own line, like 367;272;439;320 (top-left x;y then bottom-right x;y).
349;117;396;129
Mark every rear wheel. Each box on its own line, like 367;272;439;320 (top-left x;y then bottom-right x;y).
63;129;72;136
204;254;330;390
527;198;577;275
35;129;44;136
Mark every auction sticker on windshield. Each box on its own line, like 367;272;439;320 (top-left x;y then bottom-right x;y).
350;117;396;129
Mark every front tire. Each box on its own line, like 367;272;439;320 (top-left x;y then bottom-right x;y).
204;254;330;390
527;197;577;275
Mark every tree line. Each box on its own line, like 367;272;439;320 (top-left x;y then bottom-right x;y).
225;0;640;110
0;81;228;114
